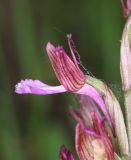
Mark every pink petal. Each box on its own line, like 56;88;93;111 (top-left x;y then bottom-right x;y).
15;79;66;95
46;41;85;92
67;33;79;67
59;145;75;160
76;84;114;134
75;123;95;160
70;95;100;128
91;112;114;160
75;114;114;160
127;0;131;10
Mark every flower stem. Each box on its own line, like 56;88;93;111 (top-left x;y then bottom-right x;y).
124;89;131;159
120;15;131;159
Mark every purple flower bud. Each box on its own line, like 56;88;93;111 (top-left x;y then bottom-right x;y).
120;16;131;91
59;145;74;160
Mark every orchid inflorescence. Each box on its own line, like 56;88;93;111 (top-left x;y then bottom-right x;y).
15;0;131;159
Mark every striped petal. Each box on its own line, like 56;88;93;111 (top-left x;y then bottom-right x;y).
75;113;114;160
75;123;94;160
46;35;85;92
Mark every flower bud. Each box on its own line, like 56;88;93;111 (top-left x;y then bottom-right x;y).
120;15;131;159
59;145;74;160
75;112;114;160
120;16;131;91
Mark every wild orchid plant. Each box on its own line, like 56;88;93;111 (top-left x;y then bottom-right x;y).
15;0;131;159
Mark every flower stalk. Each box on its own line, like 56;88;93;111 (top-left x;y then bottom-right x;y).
120;15;131;159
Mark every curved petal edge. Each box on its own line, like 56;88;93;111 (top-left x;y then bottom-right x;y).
15;79;67;95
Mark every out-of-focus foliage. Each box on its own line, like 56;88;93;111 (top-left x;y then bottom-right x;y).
0;0;123;159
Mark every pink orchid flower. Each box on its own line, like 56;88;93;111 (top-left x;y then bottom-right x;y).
15;34;114;133
59;112;114;160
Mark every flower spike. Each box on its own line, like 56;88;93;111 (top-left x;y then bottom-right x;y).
15;33;117;159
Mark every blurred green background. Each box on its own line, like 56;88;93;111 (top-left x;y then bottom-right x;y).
0;0;124;159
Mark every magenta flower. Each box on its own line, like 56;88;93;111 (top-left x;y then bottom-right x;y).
15;34;113;132
59;145;75;160
59;112;114;160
